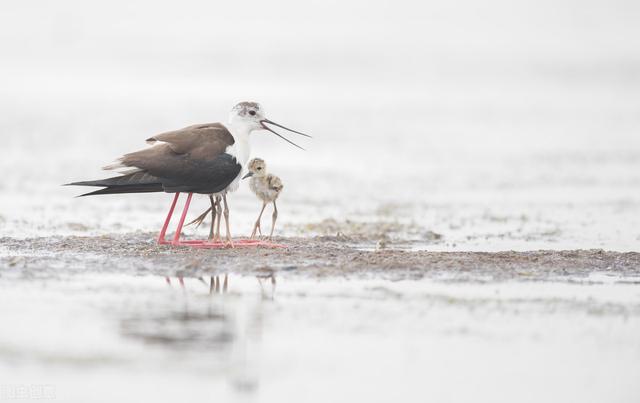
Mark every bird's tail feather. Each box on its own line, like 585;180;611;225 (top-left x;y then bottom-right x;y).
75;185;164;197
65;172;165;196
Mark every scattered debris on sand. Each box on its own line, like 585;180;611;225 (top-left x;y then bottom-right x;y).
1;233;639;282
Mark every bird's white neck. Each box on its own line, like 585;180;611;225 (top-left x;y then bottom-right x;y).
226;121;252;167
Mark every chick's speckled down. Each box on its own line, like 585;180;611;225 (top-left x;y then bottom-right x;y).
250;174;283;203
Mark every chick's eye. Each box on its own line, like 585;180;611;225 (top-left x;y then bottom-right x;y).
248;110;256;116
257;167;262;170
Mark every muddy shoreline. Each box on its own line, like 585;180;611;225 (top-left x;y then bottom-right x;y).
1;233;639;281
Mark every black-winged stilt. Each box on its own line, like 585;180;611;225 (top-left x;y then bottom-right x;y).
66;102;310;248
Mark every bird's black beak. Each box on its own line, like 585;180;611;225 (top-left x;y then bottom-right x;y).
242;172;253;180
260;119;312;150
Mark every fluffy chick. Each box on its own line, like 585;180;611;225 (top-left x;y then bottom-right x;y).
243;158;283;239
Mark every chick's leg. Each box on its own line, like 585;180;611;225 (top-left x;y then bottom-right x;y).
269;200;278;240
251;202;267;239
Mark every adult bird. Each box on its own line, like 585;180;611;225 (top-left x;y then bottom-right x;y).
66;101;310;245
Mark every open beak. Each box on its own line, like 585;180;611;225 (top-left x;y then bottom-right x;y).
242;172;253;180
260;119;312;150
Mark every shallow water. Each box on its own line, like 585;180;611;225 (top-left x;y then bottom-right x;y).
1;272;639;402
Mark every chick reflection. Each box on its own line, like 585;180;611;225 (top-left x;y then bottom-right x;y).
256;272;277;300
228;272;277;396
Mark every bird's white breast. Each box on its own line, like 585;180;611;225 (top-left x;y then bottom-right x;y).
222;125;251;194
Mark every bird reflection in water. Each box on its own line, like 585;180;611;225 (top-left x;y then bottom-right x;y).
163;274;229;294
163;272;275;298
158;272;278;395
208;274;229;294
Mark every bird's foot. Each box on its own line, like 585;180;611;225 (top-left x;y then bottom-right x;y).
207;236;224;246
225;235;235;248
250;224;262;239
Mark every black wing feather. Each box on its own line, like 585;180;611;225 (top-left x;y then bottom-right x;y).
66;154;241;196
160;153;241;194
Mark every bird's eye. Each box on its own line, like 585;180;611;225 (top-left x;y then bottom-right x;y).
257;167;262;170
249;110;256;116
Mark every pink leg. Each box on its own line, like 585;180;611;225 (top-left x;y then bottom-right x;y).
172;193;193;245
157;193;180;245
156;192;286;249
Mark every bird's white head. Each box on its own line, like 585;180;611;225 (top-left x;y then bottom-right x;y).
228;102;265;132
228;101;312;150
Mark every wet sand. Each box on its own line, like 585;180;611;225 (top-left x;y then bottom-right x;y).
2;233;639;281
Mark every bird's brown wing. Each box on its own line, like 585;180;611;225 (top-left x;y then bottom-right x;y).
120;122;235;174
144;122;235;159
114;122;240;193
69;122;241;195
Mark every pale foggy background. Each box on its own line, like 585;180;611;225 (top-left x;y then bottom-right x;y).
2;2;640;403
1;0;640;249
